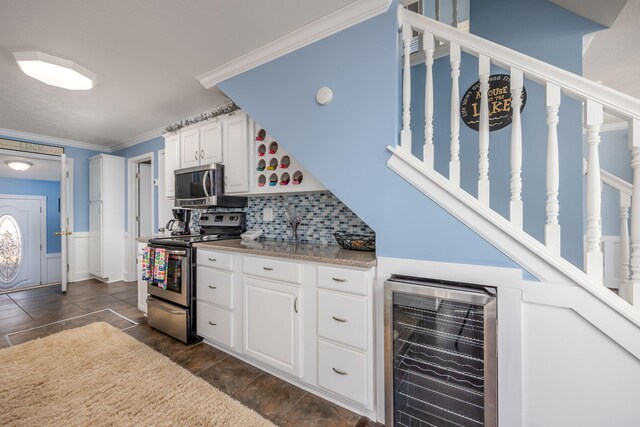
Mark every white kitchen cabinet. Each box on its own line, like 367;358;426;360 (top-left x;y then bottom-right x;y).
200;121;223;164
243;276;301;377
222;112;250;194
136;241;147;313
180;127;200;168
88;154;124;282
164;134;180;198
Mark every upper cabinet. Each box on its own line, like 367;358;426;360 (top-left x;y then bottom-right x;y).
164;134;180;199
222;112;250;195
180;121;223;169
163;109;322;198
89;156;102;202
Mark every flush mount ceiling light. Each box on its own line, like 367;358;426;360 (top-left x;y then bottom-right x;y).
5;160;33;171
13;51;95;90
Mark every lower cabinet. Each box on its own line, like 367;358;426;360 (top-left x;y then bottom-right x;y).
197;300;234;347
243;277;301;377
317;339;369;406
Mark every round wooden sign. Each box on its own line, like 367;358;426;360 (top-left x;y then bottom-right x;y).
460;74;526;132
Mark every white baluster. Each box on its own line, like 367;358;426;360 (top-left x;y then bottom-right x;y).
401;23;412;152
478;55;491;205
585;99;603;286
449;42;461;186
619;192;631;302
509;68;524;229
629;118;640;306
423;31;435;168
544;83;561;255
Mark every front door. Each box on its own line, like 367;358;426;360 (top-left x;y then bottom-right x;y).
0;196;43;291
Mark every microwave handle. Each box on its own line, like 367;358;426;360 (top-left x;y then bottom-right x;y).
202;170;210;198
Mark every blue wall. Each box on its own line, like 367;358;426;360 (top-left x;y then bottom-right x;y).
410;0;601;268
0;177;61;253
113;136;164;232
0;134;105;232
219;2;526;271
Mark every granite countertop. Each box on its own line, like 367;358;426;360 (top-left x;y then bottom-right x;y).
193;239;376;269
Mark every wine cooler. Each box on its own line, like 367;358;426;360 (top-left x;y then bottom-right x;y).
384;275;497;426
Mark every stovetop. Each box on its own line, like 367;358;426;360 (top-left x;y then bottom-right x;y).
149;233;241;247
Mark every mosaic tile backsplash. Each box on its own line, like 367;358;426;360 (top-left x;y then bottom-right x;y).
199;192;374;245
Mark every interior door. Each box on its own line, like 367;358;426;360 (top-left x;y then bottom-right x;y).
60;154;69;292
137;163;152;237
0;196;42;291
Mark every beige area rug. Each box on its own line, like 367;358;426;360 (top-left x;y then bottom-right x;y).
0;322;274;427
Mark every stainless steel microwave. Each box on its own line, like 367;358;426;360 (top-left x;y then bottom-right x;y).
174;163;247;208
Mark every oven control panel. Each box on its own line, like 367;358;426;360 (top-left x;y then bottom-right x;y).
199;212;243;227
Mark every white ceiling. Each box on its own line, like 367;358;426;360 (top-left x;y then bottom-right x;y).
0;154;60;181
584;0;640;109
0;0;358;148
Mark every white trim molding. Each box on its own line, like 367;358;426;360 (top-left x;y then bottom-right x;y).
0;127;109;153
110;126;166;153
197;0;392;89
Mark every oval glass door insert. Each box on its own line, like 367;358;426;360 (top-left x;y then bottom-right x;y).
0;215;23;283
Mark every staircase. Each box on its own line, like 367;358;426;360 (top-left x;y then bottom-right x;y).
388;6;640;320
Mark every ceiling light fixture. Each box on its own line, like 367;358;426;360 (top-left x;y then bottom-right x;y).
13;51;96;90
5;160;33;171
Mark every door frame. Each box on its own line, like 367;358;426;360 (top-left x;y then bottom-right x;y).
0;194;46;288
127;153;154;281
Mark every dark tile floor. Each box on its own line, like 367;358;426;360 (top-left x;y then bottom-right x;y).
0;279;381;426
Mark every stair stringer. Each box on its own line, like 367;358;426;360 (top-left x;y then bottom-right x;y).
388;145;640;329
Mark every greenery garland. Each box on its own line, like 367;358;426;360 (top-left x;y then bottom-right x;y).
164;101;240;134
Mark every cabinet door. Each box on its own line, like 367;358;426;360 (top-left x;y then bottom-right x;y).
222;113;249;194
137;243;147;313
200;121;223;164
243;277;301;377
164;134;180;198
88;202;103;277
180;128;200;168
89;156;102;202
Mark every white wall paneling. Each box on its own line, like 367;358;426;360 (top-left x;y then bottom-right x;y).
45;253;62;284
68;231;90;282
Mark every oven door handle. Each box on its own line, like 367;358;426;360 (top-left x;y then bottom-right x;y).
147;297;186;315
202;170;210;198
164;249;187;256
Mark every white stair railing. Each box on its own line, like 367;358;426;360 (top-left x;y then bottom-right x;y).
395;6;640;307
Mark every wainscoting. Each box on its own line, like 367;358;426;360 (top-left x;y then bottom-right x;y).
69;232;90;282
45;253;61;284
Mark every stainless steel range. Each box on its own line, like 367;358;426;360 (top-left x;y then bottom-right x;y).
146;212;245;343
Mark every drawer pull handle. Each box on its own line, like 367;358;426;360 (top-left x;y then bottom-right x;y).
332;368;348;376
332;316;348;323
208;258;216;262
263;267;274;271
208;285;217;289
294;297;299;313
332;277;347;283
208;321;217;326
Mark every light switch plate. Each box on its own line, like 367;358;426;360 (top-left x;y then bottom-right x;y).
263;207;274;222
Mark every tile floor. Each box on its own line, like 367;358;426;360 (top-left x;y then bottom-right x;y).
0;279;381;426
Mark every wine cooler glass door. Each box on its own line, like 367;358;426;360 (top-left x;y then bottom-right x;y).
384;278;497;427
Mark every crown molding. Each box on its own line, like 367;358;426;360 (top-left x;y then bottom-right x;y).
110;126;166;153
0;127;110;152
197;0;392;89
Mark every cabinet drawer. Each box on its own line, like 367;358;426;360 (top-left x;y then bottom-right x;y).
318;290;368;351
197;301;233;347
197;250;233;271
318;266;368;296
243;255;302;284
318;339;368;406
197;267;233;309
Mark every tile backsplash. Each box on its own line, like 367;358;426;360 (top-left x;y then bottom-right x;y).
202;192;374;245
